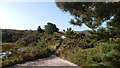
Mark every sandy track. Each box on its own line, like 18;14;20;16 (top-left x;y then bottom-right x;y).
14;55;78;66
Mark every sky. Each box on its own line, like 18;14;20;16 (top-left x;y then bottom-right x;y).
0;2;91;31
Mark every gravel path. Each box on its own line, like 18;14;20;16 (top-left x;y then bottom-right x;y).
14;55;78;66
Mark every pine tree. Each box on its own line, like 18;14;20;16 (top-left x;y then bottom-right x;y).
56;2;120;39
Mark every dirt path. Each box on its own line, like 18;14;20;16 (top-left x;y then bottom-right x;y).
14;55;78;66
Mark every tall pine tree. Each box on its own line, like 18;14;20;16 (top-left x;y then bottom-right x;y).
56;2;120;39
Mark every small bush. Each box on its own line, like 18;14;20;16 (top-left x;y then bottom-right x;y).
65;28;74;37
58;37;120;66
2;46;54;67
16;32;41;46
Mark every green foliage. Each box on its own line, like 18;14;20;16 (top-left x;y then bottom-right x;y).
2;29;26;42
56;2;120;40
61;33;96;49
2;27;120;67
44;22;59;34
2;30;63;67
37;26;44;33
37;39;48;47
65;28;74;37
87;28;109;40
2;43;16;52
56;2;120;29
87;27;120;41
58;34;120;67
16;32;41;46
92;39;120;66
2;46;54;67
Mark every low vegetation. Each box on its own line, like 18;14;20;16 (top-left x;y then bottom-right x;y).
2;22;62;67
57;33;120;67
2;20;120;67
55;2;120;67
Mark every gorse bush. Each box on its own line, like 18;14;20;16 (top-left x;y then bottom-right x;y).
58;35;120;67
2;29;63;67
2;46;54;67
96;39;120;66
37;39;48;47
61;34;96;49
17;32;41;46
2;26;120;67
2;34;58;67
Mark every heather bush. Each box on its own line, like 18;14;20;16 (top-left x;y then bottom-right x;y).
58;36;120;67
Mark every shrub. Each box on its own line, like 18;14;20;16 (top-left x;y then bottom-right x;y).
16;32;41;46
2;29;25;42
37;26;44;33
65;28;74;37
44;22;59;34
37;39;48;47
2;46;54;67
58;36;120;66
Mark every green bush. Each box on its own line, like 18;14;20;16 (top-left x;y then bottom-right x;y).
2;29;26;42
16;32;42;46
44;22;59;34
65;28;74;37
58;36;120;66
2;46;54;67
37;26;44;33
37;39;48;47
2;32;62;67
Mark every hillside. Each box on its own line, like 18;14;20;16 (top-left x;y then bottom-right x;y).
1;29;120;67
